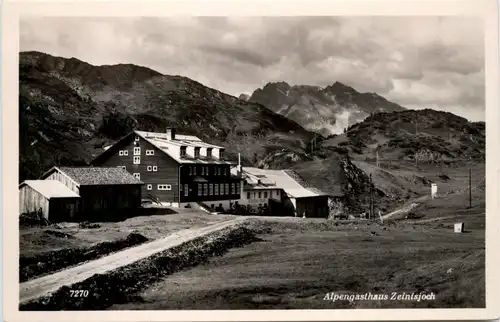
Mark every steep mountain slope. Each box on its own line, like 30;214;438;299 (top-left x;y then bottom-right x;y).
19;51;315;181
320;109;485;162
248;81;406;136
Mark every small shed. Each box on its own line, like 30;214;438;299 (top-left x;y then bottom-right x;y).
40;166;144;221
19;180;80;222
285;187;331;218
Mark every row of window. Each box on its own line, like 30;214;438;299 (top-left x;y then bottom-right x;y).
181;147;221;159
119;148;154;157
247;190;280;199
194;182;240;197
188;166;227;176
145;184;172;191
117;165;157;171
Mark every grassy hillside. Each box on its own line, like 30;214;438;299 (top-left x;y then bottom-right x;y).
321;109;485;162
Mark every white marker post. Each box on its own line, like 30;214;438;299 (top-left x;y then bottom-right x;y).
431;183;438;199
454;223;464;233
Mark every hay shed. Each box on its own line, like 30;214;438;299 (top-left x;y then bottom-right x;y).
19;180;81;222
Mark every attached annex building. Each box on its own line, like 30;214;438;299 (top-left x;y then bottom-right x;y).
20;167;143;222
233;166;333;218
92;128;241;210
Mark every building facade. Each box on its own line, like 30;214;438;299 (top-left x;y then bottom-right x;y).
232;166;334;218
91;129;241;209
40;166;143;221
19;180;81;222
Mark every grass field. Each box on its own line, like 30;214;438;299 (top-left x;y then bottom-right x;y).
20;210;238;257
109;199;485;309
19;164;485;309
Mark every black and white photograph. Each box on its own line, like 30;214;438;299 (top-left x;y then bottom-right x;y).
2;0;499;320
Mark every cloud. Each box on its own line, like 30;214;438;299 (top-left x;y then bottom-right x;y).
19;16;485;121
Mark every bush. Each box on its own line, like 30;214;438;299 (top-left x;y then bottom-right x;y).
20;209;50;228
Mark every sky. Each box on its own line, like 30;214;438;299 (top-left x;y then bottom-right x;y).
20;16;485;121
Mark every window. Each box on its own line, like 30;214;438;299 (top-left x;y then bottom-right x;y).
223;168;227;176
206;167;209;175
147;166;152;172
207;148;212;158
133;173;140;180
147;184;152;191
153;166;158;172
258;191;262;198
194;147;200;158
236;183;240;194
184;184;189;197
247;192;251;199
157;184;172;191
201;167;205;175
264;191;268;198
180;146;187;157
133;156;140;164
215;184;219;195
217;167;221;176
146;150;154;156
189;167;192;175
134;147;141;156
119;150;124;156
193;166;197;175
225;183;229;195
276;190;280;196
203;184;208;196
231;183;235;195
135;136;140;141
198;184;202;196
220;150;224;159
123;150;128;156
209;184;214;195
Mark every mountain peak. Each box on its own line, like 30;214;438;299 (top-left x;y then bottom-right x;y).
249;80;406;136
324;81;358;95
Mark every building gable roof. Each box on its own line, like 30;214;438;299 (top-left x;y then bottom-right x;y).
58;167;143;186
134;131;234;165
91;130;235;166
233;167;335;198
20;180;80;199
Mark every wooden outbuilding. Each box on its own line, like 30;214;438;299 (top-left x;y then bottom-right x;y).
40;166;143;221
19;180;81;222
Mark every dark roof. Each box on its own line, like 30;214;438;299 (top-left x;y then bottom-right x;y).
58;167;143;186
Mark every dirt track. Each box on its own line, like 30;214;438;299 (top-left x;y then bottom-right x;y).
19;217;247;305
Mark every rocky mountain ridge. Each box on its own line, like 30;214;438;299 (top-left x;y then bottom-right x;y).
247;81;406;136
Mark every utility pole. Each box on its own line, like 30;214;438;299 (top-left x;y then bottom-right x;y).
369;173;374;220
468;168;472;208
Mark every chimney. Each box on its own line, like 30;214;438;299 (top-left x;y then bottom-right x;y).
166;128;176;140
237;153;243;177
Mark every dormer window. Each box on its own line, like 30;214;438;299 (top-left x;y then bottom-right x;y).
180;146;187;158
194;147;200;158
207;148;213;158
